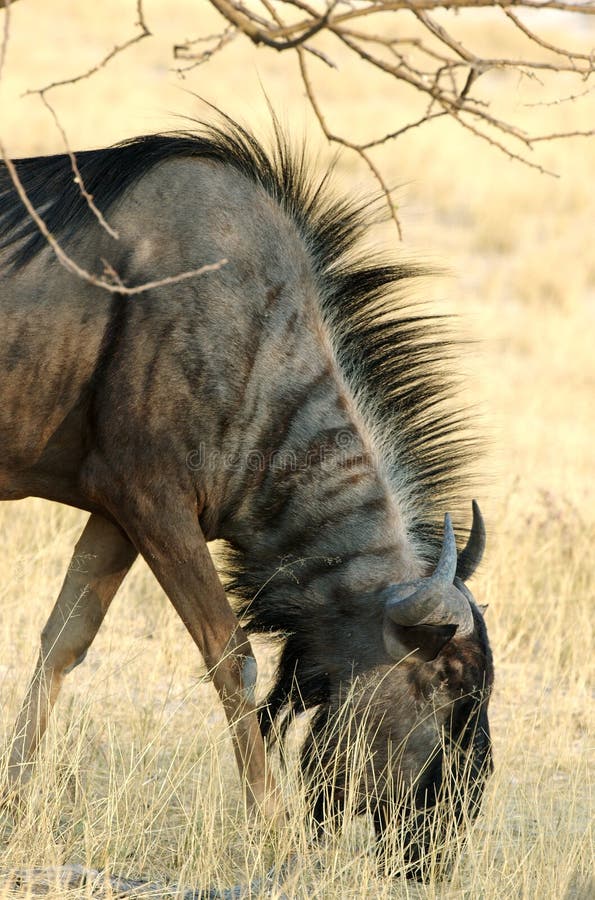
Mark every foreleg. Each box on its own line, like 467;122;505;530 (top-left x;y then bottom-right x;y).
7;513;137;787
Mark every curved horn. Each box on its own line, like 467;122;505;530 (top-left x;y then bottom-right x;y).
432;512;458;585
456;500;486;581
386;514;461;628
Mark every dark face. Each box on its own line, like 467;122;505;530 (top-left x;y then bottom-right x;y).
303;602;494;881
378;601;494;880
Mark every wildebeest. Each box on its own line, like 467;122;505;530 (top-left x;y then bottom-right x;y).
0;115;493;878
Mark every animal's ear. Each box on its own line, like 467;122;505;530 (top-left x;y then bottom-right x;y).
384;621;458;663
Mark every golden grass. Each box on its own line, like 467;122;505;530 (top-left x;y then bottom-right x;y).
1;2;594;897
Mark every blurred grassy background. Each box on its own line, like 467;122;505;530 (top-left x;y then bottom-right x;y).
0;2;593;897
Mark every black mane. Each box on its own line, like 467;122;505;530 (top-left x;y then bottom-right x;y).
1;115;480;736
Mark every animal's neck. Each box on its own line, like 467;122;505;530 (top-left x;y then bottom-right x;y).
219;310;423;630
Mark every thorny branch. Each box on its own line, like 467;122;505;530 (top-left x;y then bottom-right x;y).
1;0;594;247
0;0;227;292
176;0;595;231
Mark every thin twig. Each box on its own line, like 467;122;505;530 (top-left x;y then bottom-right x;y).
360;111;448;149
37;93;119;239
502;7;595;64
23;0;150;97
0;140;227;295
0;0;10;81
523;84;595;108
173;24;236;75
530;128;595;142
3;2;151;247
297;46;403;238
1;1;221;293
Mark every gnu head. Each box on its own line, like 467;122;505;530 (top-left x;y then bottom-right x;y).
296;502;493;880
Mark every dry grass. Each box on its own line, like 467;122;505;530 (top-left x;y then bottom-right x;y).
0;2;593;897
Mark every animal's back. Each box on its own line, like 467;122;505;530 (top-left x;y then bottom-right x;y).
0;148;327;512
0;121;470;548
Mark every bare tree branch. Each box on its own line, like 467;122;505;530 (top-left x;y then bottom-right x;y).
183;0;594;232
502;7;595;65
23;0;151;96
2;2;151;246
0;1;227;293
18;2;151;239
173;24;238;75
297;43;404;238
37;92;120;239
209;0;338;50
210;0;595;44
2;0;594;248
